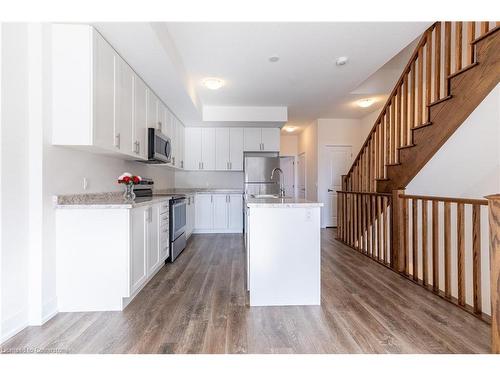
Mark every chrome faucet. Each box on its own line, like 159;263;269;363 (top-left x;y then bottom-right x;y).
271;167;285;198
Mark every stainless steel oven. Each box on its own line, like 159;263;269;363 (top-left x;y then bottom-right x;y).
147;128;171;164
169;195;187;262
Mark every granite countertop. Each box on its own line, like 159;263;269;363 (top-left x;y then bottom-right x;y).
246;197;323;208
56;188;244;209
56;192;174;209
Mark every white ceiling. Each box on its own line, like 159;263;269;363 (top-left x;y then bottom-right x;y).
166;22;430;127
95;22;430;132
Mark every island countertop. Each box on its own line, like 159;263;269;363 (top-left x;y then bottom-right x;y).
246;197;323;208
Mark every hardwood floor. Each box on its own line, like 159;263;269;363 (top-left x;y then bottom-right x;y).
1;229;490;353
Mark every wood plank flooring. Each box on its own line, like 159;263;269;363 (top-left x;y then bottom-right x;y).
1;229;490;353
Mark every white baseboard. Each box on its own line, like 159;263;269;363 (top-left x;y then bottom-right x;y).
1;309;28;344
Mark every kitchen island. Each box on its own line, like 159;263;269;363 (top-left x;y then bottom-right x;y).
245;197;323;306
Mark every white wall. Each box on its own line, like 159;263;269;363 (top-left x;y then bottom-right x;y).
359;108;381;143
1;23;176;343
280;134;298;156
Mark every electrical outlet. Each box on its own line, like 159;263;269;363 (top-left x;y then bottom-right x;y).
83;177;89;190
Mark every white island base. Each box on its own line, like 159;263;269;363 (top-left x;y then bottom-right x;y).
246;199;322;306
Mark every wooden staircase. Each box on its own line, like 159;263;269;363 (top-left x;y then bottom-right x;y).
344;22;500;193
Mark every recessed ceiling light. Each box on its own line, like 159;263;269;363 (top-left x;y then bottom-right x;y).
269;55;280;63
336;56;349;66
357;98;375;108
202;77;225;90
284;126;296;133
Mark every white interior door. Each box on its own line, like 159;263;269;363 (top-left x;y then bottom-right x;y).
324;145;352;227
279;157;295;198
297;153;306;199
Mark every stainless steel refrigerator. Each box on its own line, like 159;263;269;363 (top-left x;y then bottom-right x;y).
243;152;280;197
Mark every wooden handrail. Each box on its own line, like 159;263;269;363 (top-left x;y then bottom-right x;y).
399;193;489;206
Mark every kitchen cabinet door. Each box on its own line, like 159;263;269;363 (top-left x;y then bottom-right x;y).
184;127;202;170
130;207;147;294
261;128;280;151
115;57;134;156
215;128;230;171
157;102;166;136
179;123;185;169
171;117;179;167
147;91;158;129
93;31;116;151
195;194;213;230
147;205;161;276
213;195;228;230
201;128;216;170
133;77;148;160
244;128;261;151
228;194;243;231
229;128;244;170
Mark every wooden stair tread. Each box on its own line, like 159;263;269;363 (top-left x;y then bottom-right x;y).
448;62;479;80
398;144;416;150
428;95;452;107
412;122;433;131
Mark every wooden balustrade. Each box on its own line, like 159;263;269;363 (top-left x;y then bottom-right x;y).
337;191;392;266
344;21;498;193
397;193;490;321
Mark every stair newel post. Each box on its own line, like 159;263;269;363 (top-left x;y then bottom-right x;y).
391;189;405;271
485;194;500;353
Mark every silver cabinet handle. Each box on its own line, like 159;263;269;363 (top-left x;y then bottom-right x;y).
228;195;231;203
181;160;183;168
157;121;162;130
198;162;201;170
202;162;204;170
172;156;175;166
115;133;120;148
229;161;232;170
211;195;213;203
137;141;140;154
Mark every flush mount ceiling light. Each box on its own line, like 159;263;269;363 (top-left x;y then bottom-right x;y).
335;56;349;66
357;98;375;108
202;77;225;90
269;55;280;63
284;126;296;133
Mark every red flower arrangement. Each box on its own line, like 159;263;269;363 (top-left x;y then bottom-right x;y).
118;173;142;185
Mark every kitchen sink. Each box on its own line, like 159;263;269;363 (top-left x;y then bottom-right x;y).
250;194;280;199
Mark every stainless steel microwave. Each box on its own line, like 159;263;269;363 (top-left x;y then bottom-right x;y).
147;128;171;164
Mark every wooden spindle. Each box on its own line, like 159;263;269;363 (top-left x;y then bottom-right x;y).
390;99;396;164
444;22;452;94
457;202;465;306
385;112;390;175
410;60;416;130
426;29;433;112
358;194;362;250
422;199;429;285
417;47;424;126
402;198;409;275
371;195;376;257
480;21;489;35
455;21;463;71
367;194;372;255
467;22;476;65
412;198;418;281
377;196;382;261
380;120;385;178
396;87;401;161
384;197;389;263
432;200;439;292
472;204;482;314
354;193;358;248
434;23;441;101
444;202;451;298
403;74;408;145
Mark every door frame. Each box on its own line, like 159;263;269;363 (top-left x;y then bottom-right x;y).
323;144;353;228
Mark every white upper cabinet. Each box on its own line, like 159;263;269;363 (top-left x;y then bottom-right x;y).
201;128;216;170
244;128;280;152
185;128;202;170
133;77;148;160
261;128;281;151
243;128;262;151
92;30;116;151
171;117;178;167
52;24;185;163
116;56;135;156
215;128;230;171
229;128;244;170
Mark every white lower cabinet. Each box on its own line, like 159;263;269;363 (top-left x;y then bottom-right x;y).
56;200;170;312
194;193;243;233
